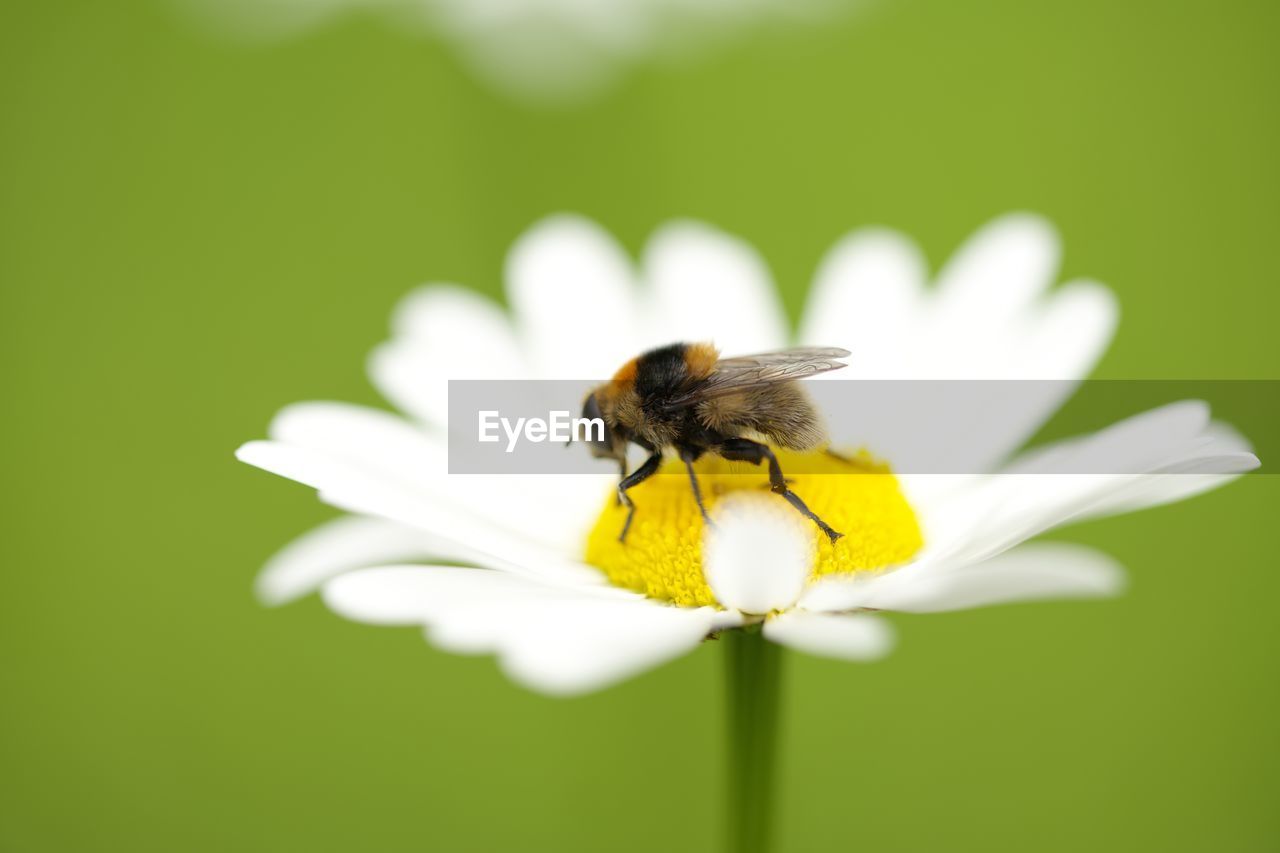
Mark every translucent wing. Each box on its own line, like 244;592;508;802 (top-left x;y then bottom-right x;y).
663;346;850;410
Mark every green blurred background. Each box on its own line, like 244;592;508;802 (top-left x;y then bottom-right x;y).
2;0;1278;850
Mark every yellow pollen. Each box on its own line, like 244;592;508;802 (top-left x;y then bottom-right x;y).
584;450;924;608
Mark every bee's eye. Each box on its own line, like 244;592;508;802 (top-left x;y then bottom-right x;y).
581;393;615;455
582;393;602;423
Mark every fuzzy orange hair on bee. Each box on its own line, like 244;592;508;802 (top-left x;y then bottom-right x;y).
579;342;850;543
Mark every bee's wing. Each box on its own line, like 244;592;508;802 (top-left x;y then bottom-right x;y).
663;346;850;410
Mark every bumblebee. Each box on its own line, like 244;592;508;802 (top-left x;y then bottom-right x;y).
580;342;849;543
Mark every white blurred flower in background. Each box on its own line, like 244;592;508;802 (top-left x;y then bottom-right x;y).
237;213;1259;695
178;0;852;104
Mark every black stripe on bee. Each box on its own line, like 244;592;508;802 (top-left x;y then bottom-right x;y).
633;343;691;400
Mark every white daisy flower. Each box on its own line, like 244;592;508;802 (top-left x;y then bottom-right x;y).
182;0;851;104
237;213;1259;697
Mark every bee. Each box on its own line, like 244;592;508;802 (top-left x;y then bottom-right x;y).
580;342;850;544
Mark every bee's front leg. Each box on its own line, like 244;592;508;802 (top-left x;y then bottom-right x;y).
617;451;663;543
614;457;628;505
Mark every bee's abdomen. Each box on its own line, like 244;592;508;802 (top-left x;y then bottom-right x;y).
698;384;827;451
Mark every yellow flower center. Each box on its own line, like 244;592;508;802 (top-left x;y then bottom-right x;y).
584;450;924;608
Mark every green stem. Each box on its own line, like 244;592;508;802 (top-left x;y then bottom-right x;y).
724;626;784;853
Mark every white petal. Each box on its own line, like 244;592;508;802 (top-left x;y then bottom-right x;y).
917;215;1115;386
1009;399;1212;476
256;515;442;606
505;214;641;377
799;227;928;375
1083;419;1259;516
642;220;788;354
323;566;735;696
390;283;511;345
919;280;1119;471
497;601;731;696
799;215;1119;475
1016;279;1118;379
902;401;1259;578
932;212;1060;335
801;542;1125;614
763;611;895;661
320;564;601;624
262;400;606;555
235;439;605;589
913;218;1115;466
367;285;524;427
702;495;814;614
983;406;1251;559
269;401;443;476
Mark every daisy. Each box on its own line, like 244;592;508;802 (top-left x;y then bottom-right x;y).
240;213;1258;851
238;212;1258;695
182;0;851;104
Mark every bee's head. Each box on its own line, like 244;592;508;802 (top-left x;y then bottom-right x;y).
580;390;623;460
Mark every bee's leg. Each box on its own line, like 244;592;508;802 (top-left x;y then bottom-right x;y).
719;438;844;543
617;451;663;543
678;448;713;528
614;457;628;506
